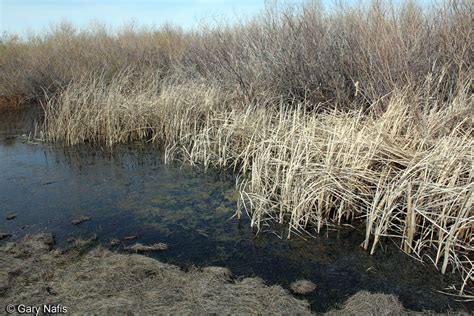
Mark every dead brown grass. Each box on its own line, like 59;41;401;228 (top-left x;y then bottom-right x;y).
0;234;312;314
3;235;428;314
325;291;405;316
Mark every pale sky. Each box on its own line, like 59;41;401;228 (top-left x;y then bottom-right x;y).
1;0;436;36
0;0;303;35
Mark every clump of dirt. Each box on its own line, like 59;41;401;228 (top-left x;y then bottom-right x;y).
5;214;16;220
71;215;91;225
325;290;405;315
124;242;168;253
290;279;317;294
0;234;311;314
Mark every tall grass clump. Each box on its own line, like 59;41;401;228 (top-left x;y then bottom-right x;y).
43;70;473;299
1;0;472;299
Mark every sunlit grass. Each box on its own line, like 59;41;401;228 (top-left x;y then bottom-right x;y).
0;0;472;299
43;72;473;299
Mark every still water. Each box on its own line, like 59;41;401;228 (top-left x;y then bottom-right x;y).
0;110;471;312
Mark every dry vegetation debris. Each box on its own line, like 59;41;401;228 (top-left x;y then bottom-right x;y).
290;280;317;295
0;234;312;314
124;242;168;253
71;215;91;225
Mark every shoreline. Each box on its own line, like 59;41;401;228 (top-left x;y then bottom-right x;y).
0;233;414;315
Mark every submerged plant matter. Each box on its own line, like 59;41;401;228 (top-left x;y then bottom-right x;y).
0;0;472;299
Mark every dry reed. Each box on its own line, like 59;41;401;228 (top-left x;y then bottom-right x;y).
1;0;472;299
42;71;473;299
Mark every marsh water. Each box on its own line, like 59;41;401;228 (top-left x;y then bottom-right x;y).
0;110;471;313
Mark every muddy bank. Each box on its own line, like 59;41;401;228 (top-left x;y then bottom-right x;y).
0;234;411;315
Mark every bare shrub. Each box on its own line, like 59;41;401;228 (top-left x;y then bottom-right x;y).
1;0;472;300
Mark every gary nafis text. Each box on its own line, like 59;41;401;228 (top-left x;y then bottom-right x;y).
5;303;67;314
